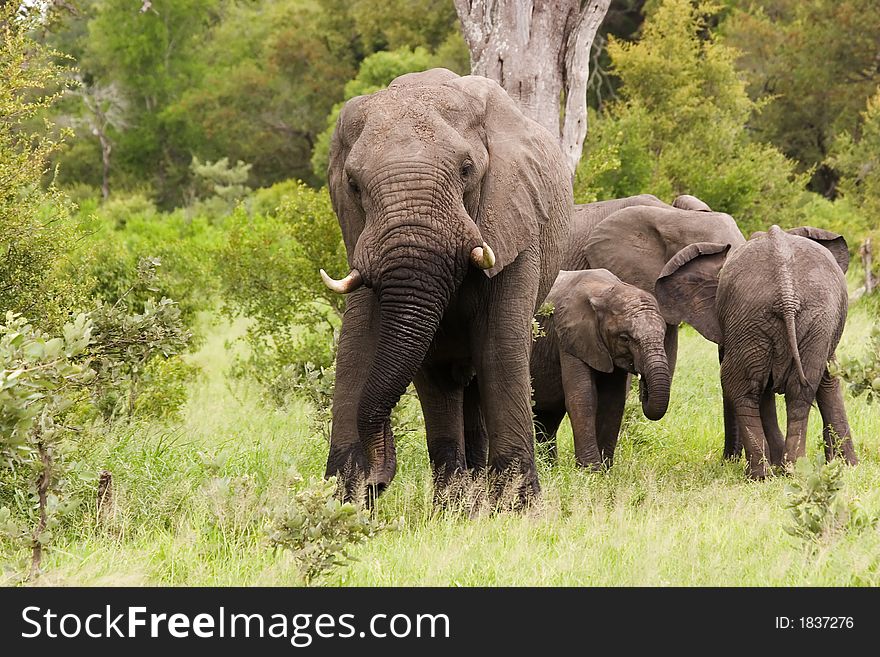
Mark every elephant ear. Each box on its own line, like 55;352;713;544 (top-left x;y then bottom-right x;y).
655;242;731;344
786;226;849;273
550;270;616;373
327;96;370;261
447;75;570;277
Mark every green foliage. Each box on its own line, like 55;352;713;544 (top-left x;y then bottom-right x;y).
0;312;95;578
310;46;447;179
88;293;192;422
74;197;222;329
267;476;397;584
722;0;880;193
576;0;808;235
783;452;875;543
220;182;346;402
826;89;880;271
831;325;880;402
0;5;88;330
188;156;252;214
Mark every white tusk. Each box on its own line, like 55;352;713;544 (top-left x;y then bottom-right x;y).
320;268;363;294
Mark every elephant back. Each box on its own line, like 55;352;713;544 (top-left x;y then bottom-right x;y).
564;195;669;270
584;206;745;294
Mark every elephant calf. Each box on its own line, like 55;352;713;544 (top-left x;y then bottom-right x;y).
656;225;858;479
531;269;671;469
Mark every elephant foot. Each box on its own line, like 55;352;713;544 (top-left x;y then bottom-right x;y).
746;462;770;481
487;466;540;512
326;448;370;504
723;442;744;461
575;458;605;473
825;441;859;466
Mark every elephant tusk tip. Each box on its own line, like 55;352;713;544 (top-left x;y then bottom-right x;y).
471;242;496;270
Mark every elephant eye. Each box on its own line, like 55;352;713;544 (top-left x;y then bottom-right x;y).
347;174;360;195
460;159;474;179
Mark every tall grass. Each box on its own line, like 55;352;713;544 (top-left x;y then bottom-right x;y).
5;304;879;586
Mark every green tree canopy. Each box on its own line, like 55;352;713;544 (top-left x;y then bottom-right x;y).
722;0;880;195
576;0;808;234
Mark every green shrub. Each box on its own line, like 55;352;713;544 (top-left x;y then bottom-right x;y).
783;452;875;543
0;5;89;330
220;182;346;403
0;312;95;579
831;324;880;402
88;294;192;422
575;0;809;235
74;198;222;330
132;356;198;422
267;476;397;584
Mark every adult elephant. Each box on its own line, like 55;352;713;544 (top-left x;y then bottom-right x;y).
321;69;572;503
567;203;747;458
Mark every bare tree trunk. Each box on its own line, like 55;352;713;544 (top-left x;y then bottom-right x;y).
97;130;112;201
29;437;51;581
453;0;611;175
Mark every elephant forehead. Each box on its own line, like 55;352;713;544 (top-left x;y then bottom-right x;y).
367;85;475;126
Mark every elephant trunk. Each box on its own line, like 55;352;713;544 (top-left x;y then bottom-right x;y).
356;252;457;491
636;340;671;421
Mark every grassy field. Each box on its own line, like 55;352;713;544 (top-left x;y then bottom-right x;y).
7;301;880;586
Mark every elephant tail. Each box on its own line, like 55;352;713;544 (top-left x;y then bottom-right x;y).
783;305;808;386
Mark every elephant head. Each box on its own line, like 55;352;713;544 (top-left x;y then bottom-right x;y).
323;69;566;488
552;270;671;420
672;194;712;212
655;226;850;345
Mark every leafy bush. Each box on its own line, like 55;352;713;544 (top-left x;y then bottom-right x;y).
826;88;880;280
831;324;880;402
220;182;346;403
88;294;192;422
575;0;809;235
133;356;198;421
267;476;397;584
0;312;95;578
75;199;222;330
188;156;253;217
783;452;875;543
0;6;89;330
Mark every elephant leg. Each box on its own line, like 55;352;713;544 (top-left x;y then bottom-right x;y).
560;352;601;470
719;345;743;460
534;408;565;464
731;395;771;479
782;394;813;466
463;377;488;471
326;289;379;502
759;385;784;466
722;360;769;479
413;371;466;501
595;368;629;467
816;368;858;465
474;255;542;504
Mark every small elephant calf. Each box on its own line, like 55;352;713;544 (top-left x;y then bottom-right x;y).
656;225;858;479
531;269;671;469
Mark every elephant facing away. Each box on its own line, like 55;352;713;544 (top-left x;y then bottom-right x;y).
322;68;572;503
531;269;670;469
569;203;747;458
655;225;858;479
